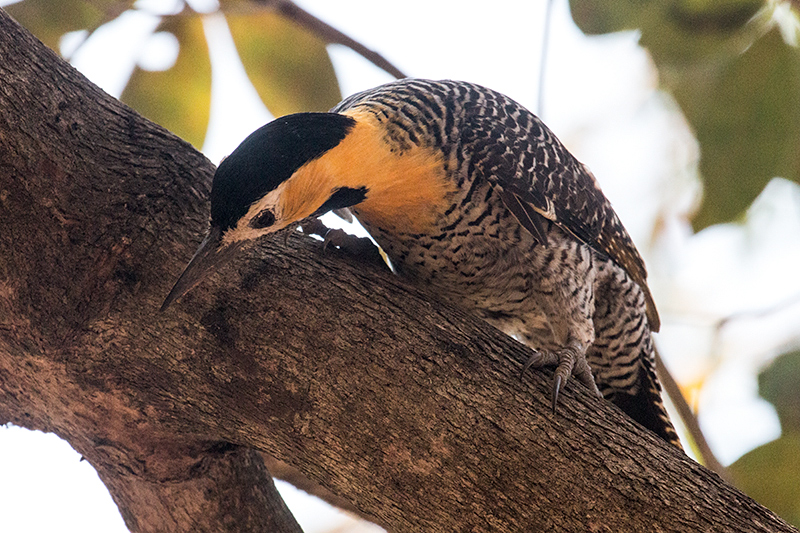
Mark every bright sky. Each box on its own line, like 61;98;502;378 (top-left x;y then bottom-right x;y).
2;0;800;531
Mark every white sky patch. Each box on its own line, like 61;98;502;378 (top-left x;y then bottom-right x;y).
70;10;161;97
185;0;219;14
59;30;88;58
135;0;183;15
0;426;128;532
138;30;180;71
202;13;273;162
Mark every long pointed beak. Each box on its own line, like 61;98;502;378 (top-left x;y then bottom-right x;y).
160;226;243;311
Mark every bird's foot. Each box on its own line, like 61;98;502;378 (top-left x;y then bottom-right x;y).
300;219;387;269
521;340;601;412
298;218;329;242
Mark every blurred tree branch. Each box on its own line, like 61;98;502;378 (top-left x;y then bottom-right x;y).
655;350;729;481
263;0;407;79
0;8;794;533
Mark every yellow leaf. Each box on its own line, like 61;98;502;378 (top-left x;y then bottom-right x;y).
730;432;800;528
7;0;135;51
226;11;341;116
121;15;212;149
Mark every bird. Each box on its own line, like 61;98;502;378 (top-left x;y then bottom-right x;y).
161;78;680;447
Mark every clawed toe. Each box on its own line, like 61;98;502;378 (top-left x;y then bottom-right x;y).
300;219;387;269
300;219;360;251
322;228;347;252
551;375;563;413
521;351;557;377
299;219;328;240
521;340;600;411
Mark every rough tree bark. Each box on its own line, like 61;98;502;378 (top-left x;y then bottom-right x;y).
0;9;795;533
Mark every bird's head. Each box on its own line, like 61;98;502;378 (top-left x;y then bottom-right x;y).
161;109;453;311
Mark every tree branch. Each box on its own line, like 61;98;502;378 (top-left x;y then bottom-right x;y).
261;0;407;79
0;9;301;532
104;445;304;533
655;349;730;482
261;453;381;525
0;8;793;532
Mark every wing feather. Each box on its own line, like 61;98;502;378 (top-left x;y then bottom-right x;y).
496;165;661;332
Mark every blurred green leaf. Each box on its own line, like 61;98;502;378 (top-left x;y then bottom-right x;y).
758;350;800;431
569;0;645;34
121;15;212;149
568;1;800;231
730;432;800;527
642;2;764;68
569;0;767;80
226;11;341;116
569;0;762;39
6;0;134;51
728;350;800;527
673;28;800;230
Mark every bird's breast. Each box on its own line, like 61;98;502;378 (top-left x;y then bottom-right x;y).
358;178;535;294
295;108;459;235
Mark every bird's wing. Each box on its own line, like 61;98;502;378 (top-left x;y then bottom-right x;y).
332;78;660;331
492;156;661;332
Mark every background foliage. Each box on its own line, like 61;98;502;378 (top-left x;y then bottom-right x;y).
7;0;342;147
571;0;800;230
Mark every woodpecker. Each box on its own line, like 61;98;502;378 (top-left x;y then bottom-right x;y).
162;79;680;446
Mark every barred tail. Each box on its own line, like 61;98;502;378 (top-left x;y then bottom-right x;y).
611;364;682;448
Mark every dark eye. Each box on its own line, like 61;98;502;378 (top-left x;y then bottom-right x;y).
250;210;276;229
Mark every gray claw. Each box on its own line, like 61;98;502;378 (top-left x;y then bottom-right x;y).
521;353;542;379
322;228;345;252
521;341;597;412
552;374;562;413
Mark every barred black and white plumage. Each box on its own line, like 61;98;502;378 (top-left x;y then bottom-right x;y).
163;78;680;447
333;79;676;445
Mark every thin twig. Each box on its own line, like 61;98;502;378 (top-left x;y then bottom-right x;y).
655;348;730;481
252;0;407;80
537;0;555;118
705;290;800;369
714;291;800;332
664;291;800;331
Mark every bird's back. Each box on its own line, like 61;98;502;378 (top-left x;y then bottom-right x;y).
333;79;678;446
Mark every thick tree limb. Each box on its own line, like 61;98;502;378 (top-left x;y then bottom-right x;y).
261;453;375;521
0;9;795;533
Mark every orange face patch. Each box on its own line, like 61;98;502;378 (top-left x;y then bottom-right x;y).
282;110;456;234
